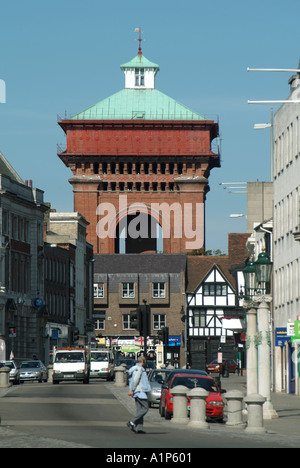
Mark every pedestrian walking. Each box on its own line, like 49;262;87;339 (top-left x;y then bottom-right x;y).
127;356;151;434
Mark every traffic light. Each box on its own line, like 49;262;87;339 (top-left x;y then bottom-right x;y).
141;304;151;337
130;307;142;331
157;327;169;345
130;304;151;339
73;327;80;344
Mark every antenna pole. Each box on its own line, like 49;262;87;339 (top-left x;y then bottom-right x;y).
134;28;143;55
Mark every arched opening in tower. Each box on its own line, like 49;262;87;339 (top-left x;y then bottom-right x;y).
115;213;163;254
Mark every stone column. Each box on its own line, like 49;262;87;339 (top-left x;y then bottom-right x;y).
244;304;258;395
256;296;278;419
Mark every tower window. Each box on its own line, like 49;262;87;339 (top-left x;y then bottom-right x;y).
135;68;145;86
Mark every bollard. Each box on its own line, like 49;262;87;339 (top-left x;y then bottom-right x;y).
170;385;189;425
187;387;209;429
0;367;11;388
121;364;129;385
114;366;126;387
47;365;53;383
244;393;267;434
225;390;246;428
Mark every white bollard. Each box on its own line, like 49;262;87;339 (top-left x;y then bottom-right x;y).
171;385;189;425
244;393;267;434
47;365;53;383
225;390;246;428
0;367;11;388
187;387;209;429
114;366;126;387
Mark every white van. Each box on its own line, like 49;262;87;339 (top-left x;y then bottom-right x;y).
90;350;115;381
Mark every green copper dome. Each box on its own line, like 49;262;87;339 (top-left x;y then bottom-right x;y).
70;88;205;121
70;53;205;121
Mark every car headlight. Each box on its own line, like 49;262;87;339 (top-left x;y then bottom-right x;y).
209;401;224;406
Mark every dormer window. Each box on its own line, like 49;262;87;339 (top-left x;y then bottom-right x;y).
135;68;145;87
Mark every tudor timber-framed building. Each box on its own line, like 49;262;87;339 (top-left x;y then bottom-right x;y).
58;48;220;255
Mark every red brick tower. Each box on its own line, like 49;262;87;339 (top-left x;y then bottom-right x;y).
58;44;220;254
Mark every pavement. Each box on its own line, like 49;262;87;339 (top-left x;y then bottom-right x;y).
109;373;300;448
0;374;300;447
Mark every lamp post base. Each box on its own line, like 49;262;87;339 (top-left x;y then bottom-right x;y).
263;400;278;420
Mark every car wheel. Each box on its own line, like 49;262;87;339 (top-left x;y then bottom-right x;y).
159;402;165;417
165;410;172;420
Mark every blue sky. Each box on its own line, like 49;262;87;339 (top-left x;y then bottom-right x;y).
0;0;299;253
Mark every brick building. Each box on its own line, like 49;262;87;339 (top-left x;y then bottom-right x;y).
93;253;186;365
57;40;222;366
58;45;220;255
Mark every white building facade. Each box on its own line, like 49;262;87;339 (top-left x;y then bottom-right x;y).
273;69;300;392
187;262;245;370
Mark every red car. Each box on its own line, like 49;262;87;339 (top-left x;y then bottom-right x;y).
206;359;238;375
159;373;225;421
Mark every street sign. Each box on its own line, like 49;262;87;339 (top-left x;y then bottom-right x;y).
9;327;16;338
275;327;290;347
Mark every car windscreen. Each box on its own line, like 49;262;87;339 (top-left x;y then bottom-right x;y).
116;359;135;367
149;371;168;383
20;361;41;369
55;352;84;363
0;362;14;369
171;376;218;393
91;353;108;361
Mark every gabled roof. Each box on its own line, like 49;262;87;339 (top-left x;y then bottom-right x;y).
0;151;23;184
70;88;206;121
186;255;237;293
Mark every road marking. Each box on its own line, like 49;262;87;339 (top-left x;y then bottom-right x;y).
2;420;157;428
3;398;115;404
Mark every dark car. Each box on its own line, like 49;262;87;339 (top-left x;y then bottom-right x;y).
146;360;156;374
206;359;238;375
115;358;136;370
159;372;225;421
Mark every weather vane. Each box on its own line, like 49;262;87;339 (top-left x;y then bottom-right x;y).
134;28;144;55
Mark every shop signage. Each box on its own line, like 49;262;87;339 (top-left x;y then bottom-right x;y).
275;327;289;347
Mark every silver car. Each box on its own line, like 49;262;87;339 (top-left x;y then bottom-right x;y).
19;360;48;383
0;360;20;385
147;369;171;407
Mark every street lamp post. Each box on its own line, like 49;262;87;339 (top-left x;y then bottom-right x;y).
243;258;258;395
243;251;278;419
